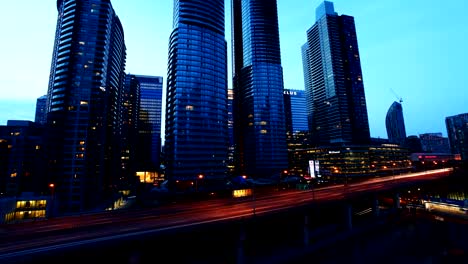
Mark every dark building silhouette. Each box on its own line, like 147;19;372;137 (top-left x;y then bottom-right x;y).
0;121;47;196
284;89;309;134
405;135;423;153
34;95;47;125
134;75;163;173
419;133;450;154
45;0;127;213
446;113;468;160
385;101;406;145
303;1;370;146
165;0;228;181
232;0;288;178
120;74;140;187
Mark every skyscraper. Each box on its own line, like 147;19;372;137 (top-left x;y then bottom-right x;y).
304;1;370;146
385;101;406;145
135;75;163;172
165;0;228;181
46;0;127;213
301;43;313;131
121;74;140;186
283;89;309;134
232;0;288;178
446;113;468;160
34;95;47;125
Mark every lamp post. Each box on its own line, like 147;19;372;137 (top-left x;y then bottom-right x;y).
196;174;204;192
48;183;55;218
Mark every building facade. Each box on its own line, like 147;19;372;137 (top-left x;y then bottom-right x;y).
34;95;48;125
446;113;468;160
419;133;450;154
303;1;370;146
232;0;288;178
0;121;47;196
45;0;127;213
165;0;228;181
385;101;406;145
134;75;163;173
284;89;309;134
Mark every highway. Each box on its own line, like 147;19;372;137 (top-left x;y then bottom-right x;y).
0;168;453;261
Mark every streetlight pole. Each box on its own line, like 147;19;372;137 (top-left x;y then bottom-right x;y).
196;174;204;192
49;183;55;218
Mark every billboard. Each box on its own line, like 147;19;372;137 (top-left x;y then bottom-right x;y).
309;160;320;178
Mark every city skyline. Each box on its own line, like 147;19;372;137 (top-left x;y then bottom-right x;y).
0;0;467;139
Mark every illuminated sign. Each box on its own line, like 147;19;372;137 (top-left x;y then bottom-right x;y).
328;151;340;154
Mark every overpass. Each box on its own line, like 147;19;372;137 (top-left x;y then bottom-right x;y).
0;168;457;263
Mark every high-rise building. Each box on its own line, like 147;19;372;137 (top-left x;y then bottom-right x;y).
134;75;163;172
284;89;309;134
232;0;288;178
121;74;140;186
165;0;228;181
446;113;468;160
45;0;127;213
301;43;313;131
227;89;235;174
303;1;370;146
34;95;47;125
385;101;406;145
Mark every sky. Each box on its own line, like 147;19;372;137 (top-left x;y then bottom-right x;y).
0;0;467;139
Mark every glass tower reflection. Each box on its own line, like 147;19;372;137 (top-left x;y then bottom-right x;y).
232;0;288;178
165;0;228;180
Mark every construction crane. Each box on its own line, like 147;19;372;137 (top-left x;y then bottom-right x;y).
390;88;403;104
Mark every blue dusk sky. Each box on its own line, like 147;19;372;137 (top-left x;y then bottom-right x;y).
0;0;466;138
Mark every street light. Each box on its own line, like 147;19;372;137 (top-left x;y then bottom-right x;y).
196;174;204;192
48;183;55;218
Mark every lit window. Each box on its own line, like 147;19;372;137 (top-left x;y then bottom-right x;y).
11;172;17;178
260;130;268;134
79;41;85;45
35;145;40;150
80;101;88;105
185;105;194;111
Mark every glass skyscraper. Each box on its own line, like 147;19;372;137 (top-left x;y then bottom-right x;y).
165;0;228;180
135;75;163;172
46;0;127;213
304;1;370;146
385;101;406;145
232;0;288;178
284;89;309;133
446;113;468;160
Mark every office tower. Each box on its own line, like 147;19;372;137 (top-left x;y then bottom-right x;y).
121;75;140;186
134;75;163;173
227;89;235;173
34;95;48;125
284;89;309;134
419;133;450;154
46;0;127;213
165;0;228;181
232;0;288;178
304;1;370;146
446;113;468;160
302;43;313;131
385;101;406;145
